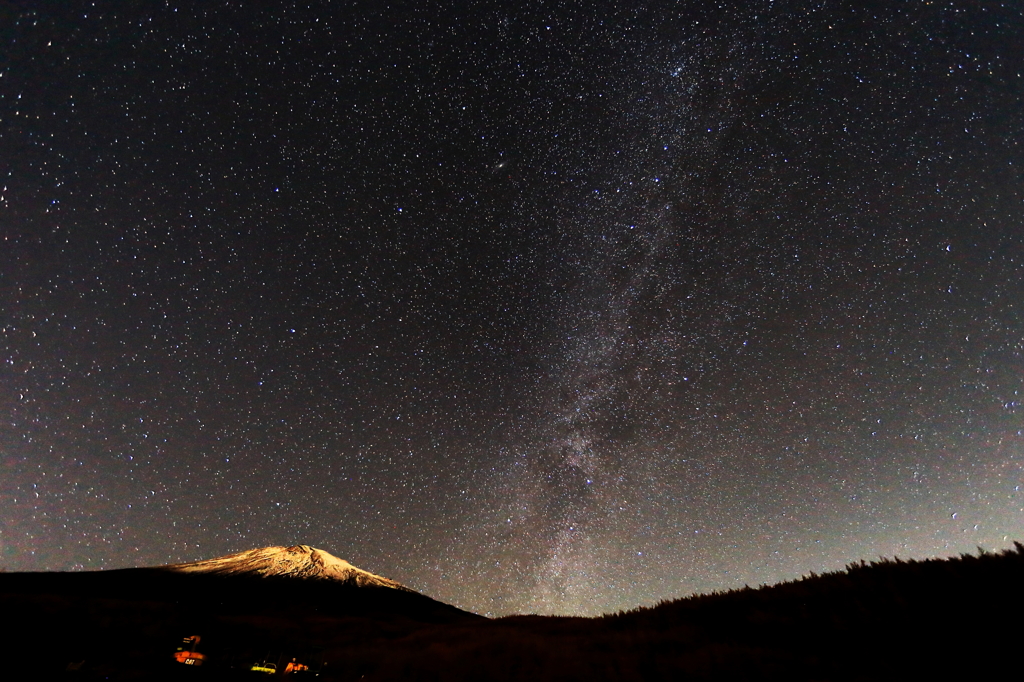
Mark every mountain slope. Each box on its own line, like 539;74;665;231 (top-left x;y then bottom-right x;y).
160;544;413;590
0;544;480;626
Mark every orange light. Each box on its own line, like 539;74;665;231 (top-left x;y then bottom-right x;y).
173;651;206;666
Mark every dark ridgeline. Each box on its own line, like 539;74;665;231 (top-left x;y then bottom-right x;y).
3;544;1022;681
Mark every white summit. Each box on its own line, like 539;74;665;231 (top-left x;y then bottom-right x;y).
161;544;411;590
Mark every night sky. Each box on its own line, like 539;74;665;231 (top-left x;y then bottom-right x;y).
2;0;1023;617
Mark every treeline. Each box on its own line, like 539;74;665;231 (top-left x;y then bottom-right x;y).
326;544;1024;681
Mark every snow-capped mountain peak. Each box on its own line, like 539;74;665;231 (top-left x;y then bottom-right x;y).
161;545;411;590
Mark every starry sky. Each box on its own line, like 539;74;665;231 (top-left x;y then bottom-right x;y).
2;0;1023;617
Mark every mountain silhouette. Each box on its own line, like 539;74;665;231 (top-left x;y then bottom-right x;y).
0;544;477;626
5;545;1023;680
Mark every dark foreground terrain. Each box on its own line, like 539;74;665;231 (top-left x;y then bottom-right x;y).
4;545;1023;681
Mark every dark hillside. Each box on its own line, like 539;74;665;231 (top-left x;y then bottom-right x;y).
3;546;1022;680
0;568;480;681
604;543;1024;679
0;567;476;624
334;545;1024;681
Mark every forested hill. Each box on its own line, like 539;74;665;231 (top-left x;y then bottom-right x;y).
434;545;1024;681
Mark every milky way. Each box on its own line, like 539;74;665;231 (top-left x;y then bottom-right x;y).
2;1;1022;616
